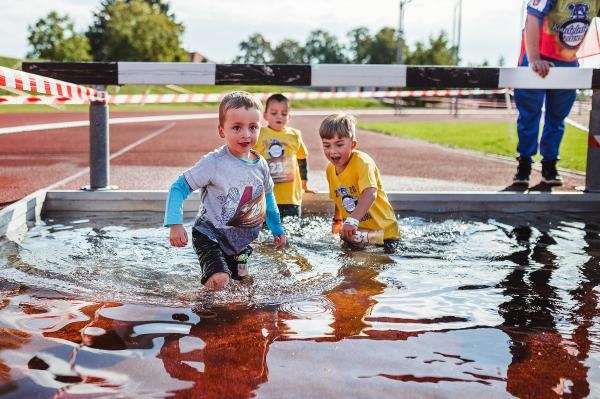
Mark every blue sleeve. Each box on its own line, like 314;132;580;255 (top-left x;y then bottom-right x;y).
526;0;552;18
164;175;192;226
265;191;285;236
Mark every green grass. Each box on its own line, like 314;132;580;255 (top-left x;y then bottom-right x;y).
0;56;22;70
0;56;23;97
358;121;588;172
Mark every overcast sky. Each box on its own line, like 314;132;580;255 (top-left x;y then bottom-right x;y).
1;0;531;66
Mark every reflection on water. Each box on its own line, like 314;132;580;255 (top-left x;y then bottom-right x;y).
0;212;599;398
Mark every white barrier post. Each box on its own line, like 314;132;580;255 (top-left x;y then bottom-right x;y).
585;91;600;192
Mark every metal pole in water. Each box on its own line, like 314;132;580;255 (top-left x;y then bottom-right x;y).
584;90;600;192
84;85;114;191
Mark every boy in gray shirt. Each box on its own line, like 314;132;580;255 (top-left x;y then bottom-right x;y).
164;91;286;291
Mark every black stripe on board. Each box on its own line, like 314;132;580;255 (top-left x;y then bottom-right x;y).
406;67;500;89
215;64;311;86
22;62;118;85
592;69;600;89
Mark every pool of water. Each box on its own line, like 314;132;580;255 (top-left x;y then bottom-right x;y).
0;211;599;398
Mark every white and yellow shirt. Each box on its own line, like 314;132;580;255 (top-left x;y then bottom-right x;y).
326;150;400;240
254;126;308;206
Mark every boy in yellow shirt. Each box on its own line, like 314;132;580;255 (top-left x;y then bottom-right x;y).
319;113;400;254
254;94;316;217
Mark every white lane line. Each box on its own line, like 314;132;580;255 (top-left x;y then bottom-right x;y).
0;120;90;134
45;123;176;190
1;109;587;136
0;113;218;135
110;122;175;160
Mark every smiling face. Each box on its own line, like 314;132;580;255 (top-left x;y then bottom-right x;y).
321;133;357;174
218;106;262;160
263;100;290;131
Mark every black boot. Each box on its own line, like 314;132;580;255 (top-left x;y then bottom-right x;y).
541;160;563;186
513;156;531;185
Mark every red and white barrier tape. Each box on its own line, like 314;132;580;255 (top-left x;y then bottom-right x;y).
0;66;104;102
0;88;507;105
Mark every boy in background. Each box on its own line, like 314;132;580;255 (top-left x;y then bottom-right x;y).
254;94;316;218
319;113;400;254
164;91;286;291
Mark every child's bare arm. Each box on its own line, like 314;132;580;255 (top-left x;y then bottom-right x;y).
332;205;343;234
523;14;552;78
341;188;377;241
265;191;286;248
298;159;317;193
302;179;318;193
165;175;193;246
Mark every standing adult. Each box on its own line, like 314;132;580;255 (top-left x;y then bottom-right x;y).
513;0;600;186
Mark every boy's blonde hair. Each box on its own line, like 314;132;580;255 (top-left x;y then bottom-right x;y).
319;113;357;140
219;91;263;126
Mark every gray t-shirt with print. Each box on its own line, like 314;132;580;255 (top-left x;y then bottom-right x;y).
183;145;274;256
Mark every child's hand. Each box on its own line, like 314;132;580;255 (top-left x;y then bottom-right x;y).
302;180;318;194
204;272;229;291
529;59;553;78
169;224;188;247
273;234;286;249
340;223;358;242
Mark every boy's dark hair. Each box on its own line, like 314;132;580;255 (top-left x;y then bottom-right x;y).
219;91;263;126
319;113;356;140
265;93;290;110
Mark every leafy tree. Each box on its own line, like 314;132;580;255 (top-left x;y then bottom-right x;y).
368;27;397;64
271;39;306;64
304;30;347;64
404;31;458;65
27;11;92;61
234;33;273;63
346;27;373;63
86;0;186;61
233;27;460;67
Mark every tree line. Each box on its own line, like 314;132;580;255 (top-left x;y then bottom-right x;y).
27;0;460;65
234;28;458;65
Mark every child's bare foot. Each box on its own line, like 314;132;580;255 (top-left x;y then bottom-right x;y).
204;272;229;291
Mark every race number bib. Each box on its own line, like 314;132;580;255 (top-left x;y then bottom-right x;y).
267;157;295;183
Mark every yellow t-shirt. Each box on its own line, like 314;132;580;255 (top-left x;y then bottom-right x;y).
326;150;400;240
254;126;308;206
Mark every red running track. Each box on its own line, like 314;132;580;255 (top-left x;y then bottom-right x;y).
0;110;586;208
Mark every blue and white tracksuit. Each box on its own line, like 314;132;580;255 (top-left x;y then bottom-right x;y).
515;0;599;162
514;54;577;162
